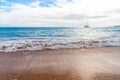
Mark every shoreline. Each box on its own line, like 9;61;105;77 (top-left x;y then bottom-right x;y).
0;46;120;54
1;37;120;53
0;47;120;80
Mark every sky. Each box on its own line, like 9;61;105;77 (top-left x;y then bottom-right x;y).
0;0;120;27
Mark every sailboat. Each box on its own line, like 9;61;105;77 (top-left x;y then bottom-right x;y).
84;21;90;28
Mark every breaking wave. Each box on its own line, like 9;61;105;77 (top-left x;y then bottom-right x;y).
0;37;120;52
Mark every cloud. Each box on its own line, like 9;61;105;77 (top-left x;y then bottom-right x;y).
114;9;120;13
108;9;120;14
64;14;107;20
39;0;56;7
0;0;120;27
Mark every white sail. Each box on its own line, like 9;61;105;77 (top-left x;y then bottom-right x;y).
84;21;89;28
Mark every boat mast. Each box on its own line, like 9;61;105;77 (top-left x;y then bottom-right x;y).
86;20;89;26
84;20;89;28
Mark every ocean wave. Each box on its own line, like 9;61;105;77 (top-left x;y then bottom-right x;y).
0;38;120;52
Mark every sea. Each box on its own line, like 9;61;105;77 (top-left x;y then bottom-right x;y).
0;27;120;52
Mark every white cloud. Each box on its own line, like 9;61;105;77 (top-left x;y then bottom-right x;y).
0;0;120;27
30;1;40;7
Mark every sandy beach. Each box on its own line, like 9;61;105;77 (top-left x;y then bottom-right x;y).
0;47;120;80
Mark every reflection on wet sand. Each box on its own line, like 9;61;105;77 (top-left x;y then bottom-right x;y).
0;47;120;80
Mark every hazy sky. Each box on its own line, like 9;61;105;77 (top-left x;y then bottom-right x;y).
0;0;120;27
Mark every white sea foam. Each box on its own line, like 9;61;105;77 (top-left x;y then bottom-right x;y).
0;37;120;52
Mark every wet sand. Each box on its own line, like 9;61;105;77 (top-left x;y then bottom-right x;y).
0;47;120;80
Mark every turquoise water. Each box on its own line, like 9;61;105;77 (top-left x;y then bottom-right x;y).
0;27;120;52
0;27;120;39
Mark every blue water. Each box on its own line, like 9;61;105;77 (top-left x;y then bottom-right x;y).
0;27;120;52
0;27;120;39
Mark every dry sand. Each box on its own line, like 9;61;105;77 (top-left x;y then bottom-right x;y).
0;47;120;80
